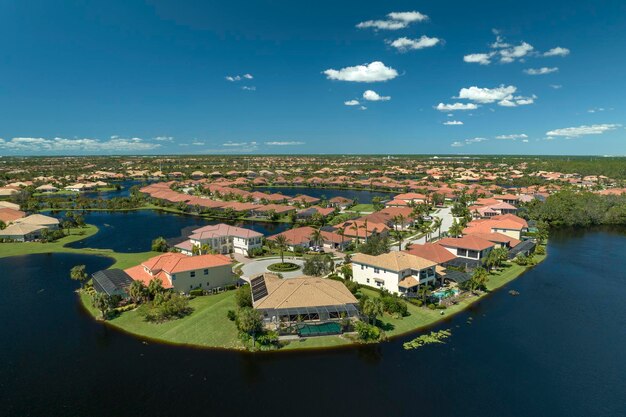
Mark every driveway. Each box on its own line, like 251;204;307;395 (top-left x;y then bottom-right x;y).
240;257;305;280
391;207;456;250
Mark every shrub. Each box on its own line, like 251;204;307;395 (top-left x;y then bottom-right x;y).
235;284;252;308
354;321;382;342
226;310;237;321
141;292;192;322
189;288;205;297
535;245;546;255
344;280;360;294
267;262;300;272
427;303;437;310
380;294;408;317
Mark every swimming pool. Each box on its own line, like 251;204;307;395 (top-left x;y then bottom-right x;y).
433;288;459;299
296;322;342;336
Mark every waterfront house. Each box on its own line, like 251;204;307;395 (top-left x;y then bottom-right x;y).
463;214;528;240
437;236;495;262
251;273;359;327
0;207;26;225
91;269;134;298
0;223;48;242
328;196;354;210
352;251;438;296
175;223;263;257
125;253;236;293
14;214;60;230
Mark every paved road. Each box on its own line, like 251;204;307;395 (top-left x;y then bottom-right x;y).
240;257;305;280
391;207;456;250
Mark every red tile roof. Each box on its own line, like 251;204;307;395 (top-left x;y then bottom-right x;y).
404;243;457;264
437;236;495;251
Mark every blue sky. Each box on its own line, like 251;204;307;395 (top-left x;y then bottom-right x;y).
0;0;624;155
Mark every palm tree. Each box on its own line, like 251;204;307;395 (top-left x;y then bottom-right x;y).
396;214;406;231
448;219;463;238
128;280;147;304
336;226;346;250
404;241;413;251
70;265;88;289
273;234;290;264
432;217;443;239
340;263;353;280
393;230;404;251
420;223;432;242
201;243;211;255
362;297;384;325
309;228;324;249
351;223;360;245
362;219;369;242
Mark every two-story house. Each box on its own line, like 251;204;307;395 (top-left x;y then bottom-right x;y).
125;252;235;293
175;223;263;257
436;236;495;261
351;252;438;296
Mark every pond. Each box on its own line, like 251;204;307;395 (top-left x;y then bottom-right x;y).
1;227;625;416
65;210;291;252
254;186;394;204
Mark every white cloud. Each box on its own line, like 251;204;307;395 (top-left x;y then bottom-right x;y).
457;85;536;107
544;47;570;57
344;99;360;106
357;11;428;30
387;11;428;23
241;86;256;91
265;141;305;146
588;107;606;113
524;67;558;75
436;102;478;111
522;139;529;143
192;141;205;146
443;120;464;125
496;134;528;140
359;106;367;110
153;136;174;142
463;53;495;65
550;84;563;89
323;61;398;82
226;73;254;82
0;137;160;153
499;42;534;63
465;137;488;144
222;141;258;147
458;85;517;103
389;36;440;52
363;90;391;101
546;124;621;138
451;137;488;147
465;34;535;65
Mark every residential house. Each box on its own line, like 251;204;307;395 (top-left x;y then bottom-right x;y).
175;223;263;257
125;253;235;293
268;226;352;251
437;236;495;261
251;273;359;327
352;251;438;296
463;214;528;240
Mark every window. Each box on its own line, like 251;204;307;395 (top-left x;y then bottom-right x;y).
361;265;364;270
374;268;380;274
190;271;196;278
366;278;370;284
203;269;209;275
206;282;210;287
171;274;176;280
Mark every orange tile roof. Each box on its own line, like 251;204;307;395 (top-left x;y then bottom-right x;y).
404;243;457;264
437;236;495;251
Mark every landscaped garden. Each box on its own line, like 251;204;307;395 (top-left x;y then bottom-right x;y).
266;262;301;272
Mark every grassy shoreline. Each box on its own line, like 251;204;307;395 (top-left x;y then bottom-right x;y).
79;251;547;352
0;224;158;269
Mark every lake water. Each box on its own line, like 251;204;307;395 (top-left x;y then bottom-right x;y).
65;211;291;252
1;226;625;416
255;186;394;204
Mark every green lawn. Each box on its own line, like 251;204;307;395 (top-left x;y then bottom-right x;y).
360;253;548;339
346;203;375;213
0;224;158;268
80;291;244;349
